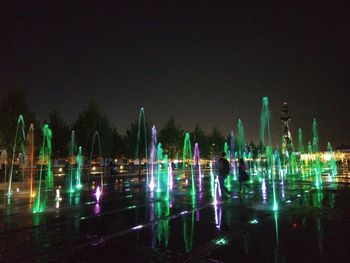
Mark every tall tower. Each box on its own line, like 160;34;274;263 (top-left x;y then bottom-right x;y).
280;102;292;152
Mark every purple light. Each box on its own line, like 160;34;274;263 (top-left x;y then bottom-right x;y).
194;143;202;189
95;186;101;202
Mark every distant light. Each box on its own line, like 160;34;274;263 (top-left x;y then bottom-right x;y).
180;211;188;215
95;186;101;201
132;225;143;230
249;219;259;224
215;238;228;245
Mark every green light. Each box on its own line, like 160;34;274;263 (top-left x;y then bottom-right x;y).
273;203;278;211
32;124;53;213
249;219;259;224
215;238;228;246
182;132;195;194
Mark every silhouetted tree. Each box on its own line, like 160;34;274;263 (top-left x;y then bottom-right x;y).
73;101;113;158
191;123;210;158
208;127;226;158
0;88;38;153
123;119;151;159
159;117;183;159
48;108;70;159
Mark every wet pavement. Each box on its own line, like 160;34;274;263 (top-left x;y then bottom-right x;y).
1;170;350;262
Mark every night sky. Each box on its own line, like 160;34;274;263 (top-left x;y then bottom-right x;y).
1;2;349;147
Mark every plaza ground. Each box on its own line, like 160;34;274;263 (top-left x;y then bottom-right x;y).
1;169;350;262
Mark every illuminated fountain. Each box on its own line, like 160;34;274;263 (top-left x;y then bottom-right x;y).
7;115;26;204
168;157;174;191
260;97;278;210
289;143;297;175
260;97;272;149
67;130;77;193
236;119;245;159
156;143;163;193
193;143;202;189
312;119;322;188
26;124;35;200
326;142;337;176
135;107;149;184
223;142;233;189
76;146;83;189
182;132;195;194
148;126;157;190
90;131;103;190
298;128;305;154
163;154;170;200
229;131;237;179
33;124;53;213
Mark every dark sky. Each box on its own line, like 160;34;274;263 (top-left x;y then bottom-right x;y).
1;1;349;148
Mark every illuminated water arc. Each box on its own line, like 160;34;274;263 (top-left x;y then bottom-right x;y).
90;131;103;189
135;107;149;184
148;126;157;190
8;115;26;204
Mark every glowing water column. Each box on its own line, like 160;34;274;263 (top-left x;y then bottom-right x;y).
76;146;83;189
135;107;149;184
312;118;322;188
260;97;278;211
298;128;305;175
7;115;26;204
229;131;237;179
236;119;245;159
260;97;272;149
90;131;103;189
194;143;202;190
68;130;76;193
223;142;232;188
182;132;195;195
326;142;337;176
156;143;163;193
33;125;53;213
148;126;157;190
26;124;35;200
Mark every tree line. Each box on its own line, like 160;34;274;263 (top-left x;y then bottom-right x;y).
0;88;258;160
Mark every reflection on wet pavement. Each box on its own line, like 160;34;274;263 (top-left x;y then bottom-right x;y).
1;169;350;262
